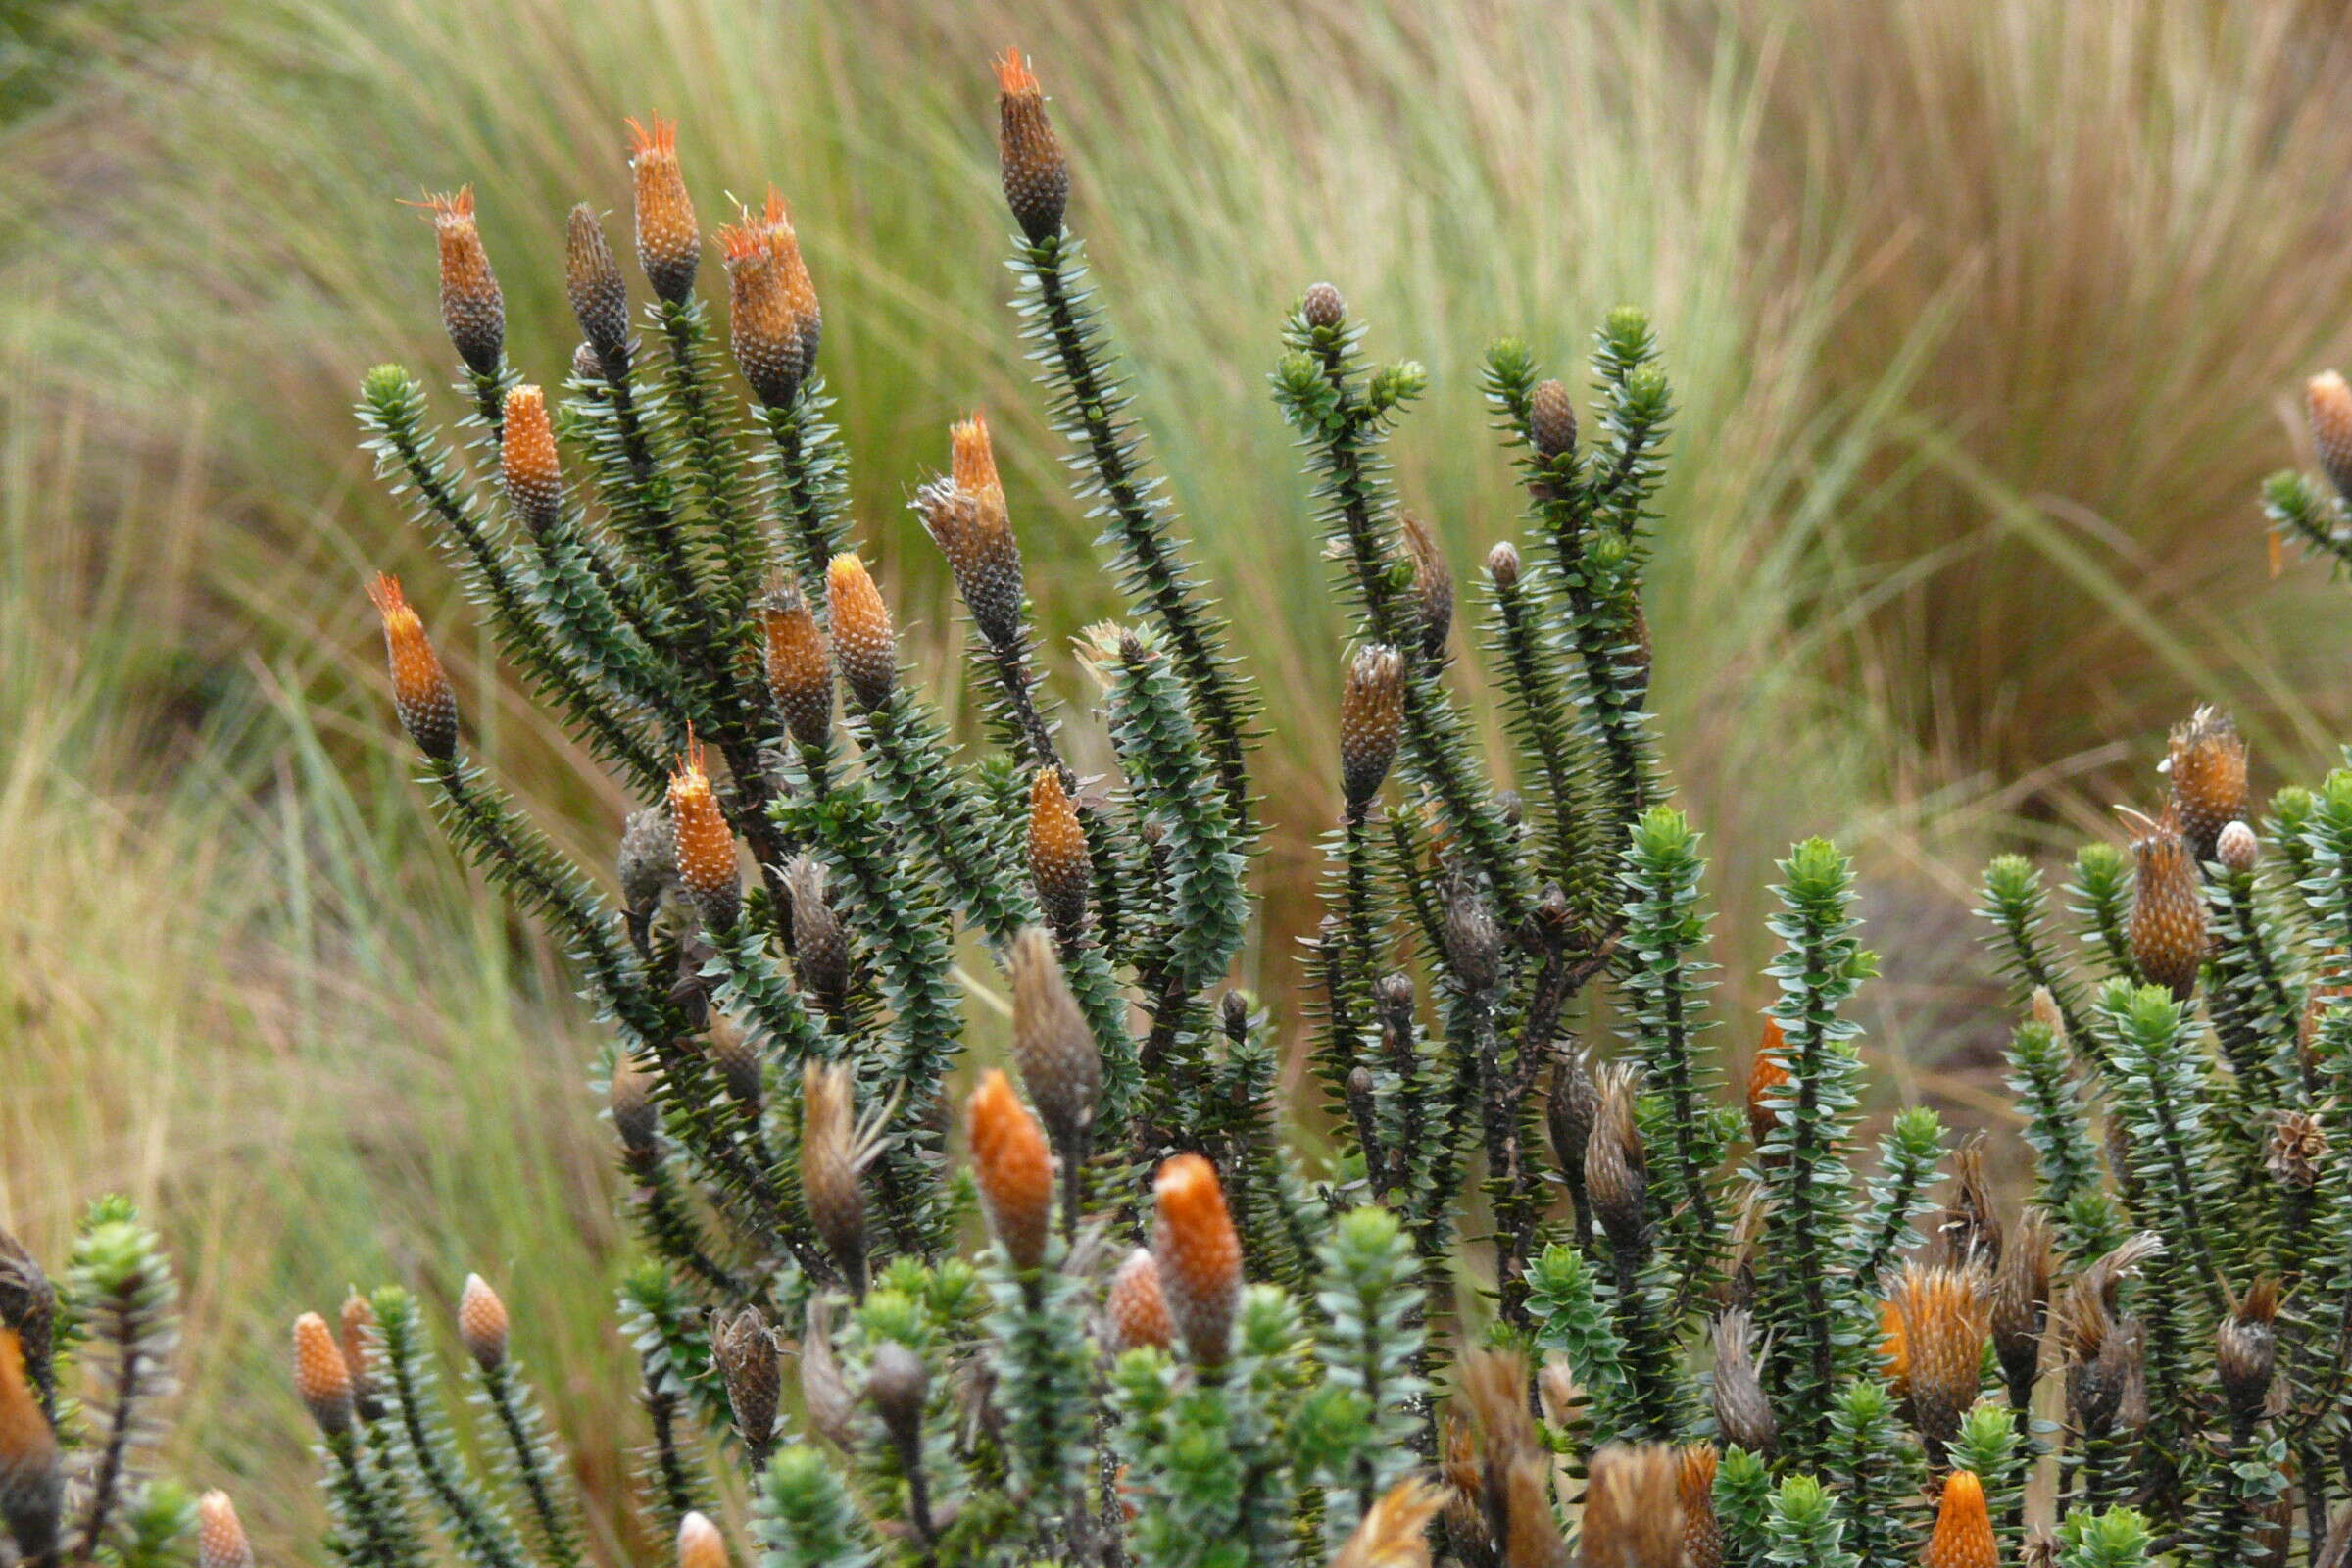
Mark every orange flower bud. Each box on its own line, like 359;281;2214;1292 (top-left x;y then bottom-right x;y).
677;1510;728;1568
996;50;1069;243
763;191;823;377
1679;1446;1722;1568
967;1069;1054;1271
627;115;698;303
915;477;1025;649
2309;370;2352;502
565;203;630;363
500;385;564;535
666;740;742;931
825;553;897;712
1152;1153;1242;1365
719;196;803;407
1745;1018;1789;1149
761;585;834;750
196;1491;255;1568
1923;1470;1997;1568
293;1311;356;1435
1105;1248;1174;1353
415;186;504;377
1027;768;1092;941
368;574;459;760
0;1326;57;1494
457;1272;509;1372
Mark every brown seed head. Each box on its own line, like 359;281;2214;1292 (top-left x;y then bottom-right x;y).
611;1054;659;1155
1330;1476;1444;1568
500;385;564;535
293;1311;355;1435
1105;1248;1174;1353
565;203;630;363
416;187;504;376
2120;805;2206;1001
1459;1348;1538;1470
802;1061;875;1291
1026;768;1092;940
456;1273;509;1372
2310;370;2352;502
368;574;459;760
1152;1153;1243;1365
1924;1470;1997;1568
1301;281;1347;330
2217;1276;2280;1424
1679;1446;1723;1568
761;585;834;750
719;198;804;407
677;1512;728;1568
1546;1049;1598;1182
1399;513;1453;659
1709;1309;1775;1456
2167;706;2249;863
617;805;679;920
1990;1204;2056;1396
1887;1262;1990;1458
967;1069;1054;1271
1529;378;1577;461
666;741;742;931
783;857;850;1017
2059;1234;2161;1435
1745;1018;1789;1149
917;475;1024;648
1585;1064;1650;1253
627;116;699;302
710;1307;780;1455
1579;1444;1683;1568
706;1011;762;1104
825;553;897;712
996;49;1068;243
798;1298;855;1448
1486;539;1522;593
1340;644;1406;810
2270;1109;2328;1188
1009;925;1100;1157
1936;1133;2002;1270
196;1492;254;1568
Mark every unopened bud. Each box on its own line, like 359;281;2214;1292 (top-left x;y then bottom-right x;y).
1585;1065;1649;1253
677;1512;727;1568
1528;378;1577;461
2217;820;2260;874
966;1070;1054;1271
2309;370;2352;503
457;1273;509;1372
565;204;630;364
293;1312;355;1435
1009;926;1100;1158
866;1341;929;1455
784;858;850;1017
417;187;504;377
611;1054;659;1155
2119;806;2206;1002
995;50;1069;243
825;553;897;712
2167;706;2248;864
720;192;805;407
706;1012;762;1104
1105;1249;1174;1353
367;574;459;761
917;474;1024;649
337;1291;382;1421
1026;768;1092;941
761;586;833;750
1300;281;1346;330
710;1307;780;1458
1924;1470;1995;1568
1708;1310;1775;1457
1398;513;1452;659
500;386;564;536
627;116;699;303
1486;539;1521;593
196;1492;254;1568
2216;1278;2279;1424
1339;645;1405;809
1152;1154;1242;1366
802;1061;871;1292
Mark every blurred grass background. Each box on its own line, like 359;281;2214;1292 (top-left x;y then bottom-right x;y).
5;0;2352;1551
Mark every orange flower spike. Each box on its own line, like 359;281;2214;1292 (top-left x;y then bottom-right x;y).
720;199;803;408
1152;1153;1243;1366
966;1069;1054;1271
293;1311;356;1435
0;1326;56;1487
825;553;898;712
196;1492;255;1568
761;586;833;751
995;49;1069;242
500;385;564;535
367;574;460;761
414;186;504;376
1105;1248;1174;1354
1923;1470;1998;1568
1679;1445;1724;1568
762;190;822;373
457;1273;510;1372
1745;1017;1790;1150
626;115;699;303
1027;767;1092;941
666;740;742;931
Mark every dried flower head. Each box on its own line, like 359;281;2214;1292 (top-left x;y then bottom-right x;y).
292;1311;355;1435
967;1069;1054;1271
1027;768;1092;941
706;1011;762;1104
1886;1262;1990;1459
799;1297;855;1449
666;740;742;932
1301;281;1347;330
564;203;630;364
996;49;1068;242
1105;1248;1174;1353
1586;1064;1650;1252
1546;1048;1598;1184
825;553;897;712
761;585;834;750
2118;805;2206;1001
1924;1470;1997;1568
368;574;459;761
677;1511;728;1568
1990;1204;2056;1396
1936;1133;2002;1270
2166;705;2249;863
626;116;699;303
1009;925;1100;1158
917;474;1024;649
1340;644;1407;810
2310;370;2352;502
710;1307;781;1457
415;187;504;376
2270;1108;2328;1189
784;857;850;1017
2030;984;2065;1040
802;1061;882;1292
1529;378;1578;462
1398;513;1453;659
611;1054;659;1155
617;806;679;920
2217;819;2260;874
2059;1234;2162;1435
196;1491;254;1568
1152;1153;1243;1366
2217;1276;2280;1424
457;1272;509;1371
500;385;564;535
1330;1477;1443;1568
1679;1446;1723;1568
1709;1309;1776;1456
1579;1444;1683;1568
719;196;804;407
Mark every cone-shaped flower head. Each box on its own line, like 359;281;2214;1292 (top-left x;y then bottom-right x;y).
996;49;1068;242
917;473;1024;649
2119;805;2205;1001
1341;644;1406;810
2216;1276;2279;1424
761;585;834;750
617;807;678;918
1529;378;1578;461
2309;370;2352;503
1026;767;1092;940
1579;1444;1682;1568
196;1492;254;1568
952;413;1004;508
337;1291;380;1415
1709;1310;1775;1456
719;196;804;407
1887;1262;1990;1460
2217;820;2260;874
1990;1204;2056;1396
416;187;504;376
1924;1470;1997;1568
1301;281;1347;330
368;574;459;760
666;740;742;932
677;1511;727;1568
784;856;850;1017
457;1272;509;1371
758;190;822;373
1546;1048;1598;1182
705;1011;761;1104
1399;513;1453;659
802;1061;877;1290
565;203;630;363
825;553;897;712
1152;1153;1242;1365
627;115;698;302
2165;705;2248;864
1008;924;1100;1157
966;1068;1054;1271
292;1311;355;1435
1678;1446;1722;1568
500;385;564;535
1487;539;1521;593
1105;1248;1174;1353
